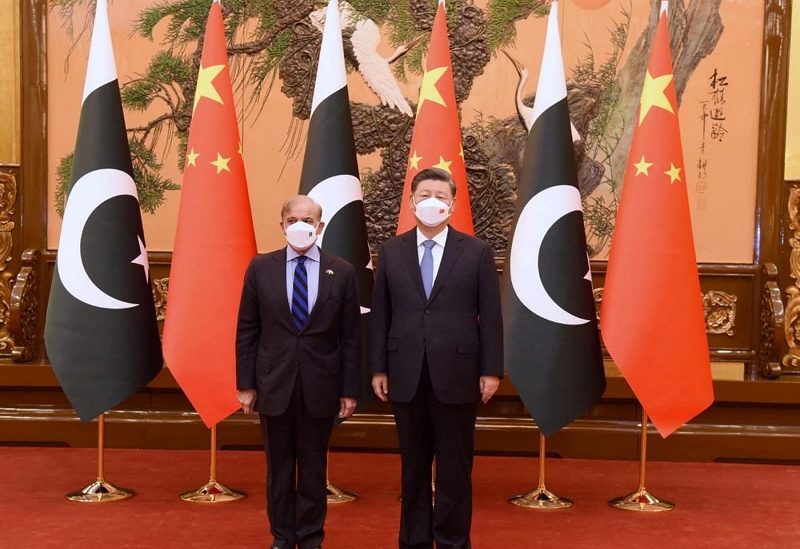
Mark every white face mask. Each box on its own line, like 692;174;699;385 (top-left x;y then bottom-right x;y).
413;197;453;227
285;221;318;250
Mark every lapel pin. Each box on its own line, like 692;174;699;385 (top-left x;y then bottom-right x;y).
326;269;335;275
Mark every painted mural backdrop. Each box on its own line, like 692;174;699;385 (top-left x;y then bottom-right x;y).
48;0;762;262
786;3;800;181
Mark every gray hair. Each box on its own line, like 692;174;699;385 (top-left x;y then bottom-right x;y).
280;194;323;220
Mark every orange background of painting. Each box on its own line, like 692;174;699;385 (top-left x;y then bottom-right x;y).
0;2;20;164
786;5;800;181
47;0;763;262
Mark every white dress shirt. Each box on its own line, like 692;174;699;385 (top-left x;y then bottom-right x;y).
416;226;448;283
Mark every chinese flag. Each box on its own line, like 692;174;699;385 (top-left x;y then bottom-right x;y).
396;0;473;234
599;8;713;438
162;0;257;428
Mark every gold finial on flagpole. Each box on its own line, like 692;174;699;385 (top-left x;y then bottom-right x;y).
509;432;573;509
608;407;674;512
180;425;246;503
66;414;134;502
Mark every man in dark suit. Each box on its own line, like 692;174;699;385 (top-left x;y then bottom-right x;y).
236;195;361;549
370;168;503;549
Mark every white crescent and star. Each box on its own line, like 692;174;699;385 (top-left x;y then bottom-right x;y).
509;184;592;326
57;168;149;310
308;174;373;314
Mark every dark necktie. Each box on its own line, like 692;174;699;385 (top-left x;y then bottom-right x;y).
421;240;435;299
292;256;309;331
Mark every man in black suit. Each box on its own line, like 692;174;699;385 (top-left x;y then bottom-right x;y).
370;168;503;549
236;195;361;549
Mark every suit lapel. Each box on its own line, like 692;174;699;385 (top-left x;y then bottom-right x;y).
267;249;295;330
427;228;465;305
303;250;333;331
400;230;427;304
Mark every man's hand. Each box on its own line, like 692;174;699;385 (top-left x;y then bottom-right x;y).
479;376;500;404
238;389;257;414
338;397;357;419
372;374;389;402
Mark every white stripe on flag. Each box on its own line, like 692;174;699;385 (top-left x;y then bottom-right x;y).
530;1;567;127
311;0;348;116
82;0;118;102
308;173;363;248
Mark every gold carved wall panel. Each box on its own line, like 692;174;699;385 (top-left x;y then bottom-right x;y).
0;169;18;358
0;2;21;164
591;286;736;337
781;186;800;372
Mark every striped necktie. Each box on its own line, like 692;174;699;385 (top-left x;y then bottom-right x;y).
292;256;309;331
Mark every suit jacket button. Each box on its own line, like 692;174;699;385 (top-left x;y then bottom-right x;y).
425;309;431;314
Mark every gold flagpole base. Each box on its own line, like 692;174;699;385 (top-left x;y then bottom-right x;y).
326;482;358;504
180;480;245;504
509;487;573;509
608;489;674;512
66;480;134;503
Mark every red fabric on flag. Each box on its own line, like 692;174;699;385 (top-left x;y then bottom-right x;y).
162;2;257;428
599;11;713;438
396;2;473;234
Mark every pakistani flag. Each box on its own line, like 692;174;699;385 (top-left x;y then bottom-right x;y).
300;0;373;411
502;1;605;437
300;0;373;312
45;0;162;422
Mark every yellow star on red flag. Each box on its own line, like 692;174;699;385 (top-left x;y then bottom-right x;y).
193;64;225;113
210;152;231;174
638;70;674;125
664;162;681;184
634;155;653;176
409;150;423;170
416;66;448;114
433;156;452;173
186;148;199;167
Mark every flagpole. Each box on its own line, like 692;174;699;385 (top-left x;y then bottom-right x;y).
509;432;572;509
608;407;673;512
66;414;133;502
180;425;246;503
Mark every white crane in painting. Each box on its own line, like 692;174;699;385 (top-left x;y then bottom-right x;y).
502;49;581;142
310;2;418;117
